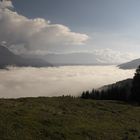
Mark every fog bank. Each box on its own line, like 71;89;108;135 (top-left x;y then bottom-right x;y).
0;66;135;98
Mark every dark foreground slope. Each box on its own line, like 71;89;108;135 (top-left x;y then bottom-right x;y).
0;97;140;140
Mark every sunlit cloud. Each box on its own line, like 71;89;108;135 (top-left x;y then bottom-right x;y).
0;1;89;54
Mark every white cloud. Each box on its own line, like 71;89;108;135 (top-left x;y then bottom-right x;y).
93;49;138;63
0;1;89;53
0;66;135;98
0;0;13;9
39;49;138;64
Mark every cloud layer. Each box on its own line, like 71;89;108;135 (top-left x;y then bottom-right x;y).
0;0;13;9
93;49;138;63
0;1;89;53
0;66;135;98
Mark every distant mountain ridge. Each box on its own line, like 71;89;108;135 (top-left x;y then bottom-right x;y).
0;45;52;68
118;58;140;69
38;53;116;66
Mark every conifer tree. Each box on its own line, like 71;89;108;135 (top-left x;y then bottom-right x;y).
131;66;140;102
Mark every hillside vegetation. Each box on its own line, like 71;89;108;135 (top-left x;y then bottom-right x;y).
0;97;140;140
81;66;140;103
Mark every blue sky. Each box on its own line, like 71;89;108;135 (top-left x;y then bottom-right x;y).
12;0;140;33
1;0;140;63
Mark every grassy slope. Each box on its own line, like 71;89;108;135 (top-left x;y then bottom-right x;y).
0;97;140;140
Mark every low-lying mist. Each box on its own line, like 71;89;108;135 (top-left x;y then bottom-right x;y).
0;66;135;98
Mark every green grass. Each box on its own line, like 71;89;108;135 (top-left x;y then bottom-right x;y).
0;97;140;140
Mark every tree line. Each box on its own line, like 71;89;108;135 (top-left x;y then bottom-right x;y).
81;66;140;103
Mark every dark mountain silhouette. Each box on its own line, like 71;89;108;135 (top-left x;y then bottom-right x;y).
118;58;140;69
0;45;52;68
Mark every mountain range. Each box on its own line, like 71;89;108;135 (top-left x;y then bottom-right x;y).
0;45;52;68
1;44;140;69
118;58;140;69
38;53;115;66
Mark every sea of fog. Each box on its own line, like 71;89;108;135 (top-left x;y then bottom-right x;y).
0;65;135;98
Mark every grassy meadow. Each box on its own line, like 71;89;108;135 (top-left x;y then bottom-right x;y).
0;97;140;140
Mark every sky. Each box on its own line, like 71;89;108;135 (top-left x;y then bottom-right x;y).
0;0;140;63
